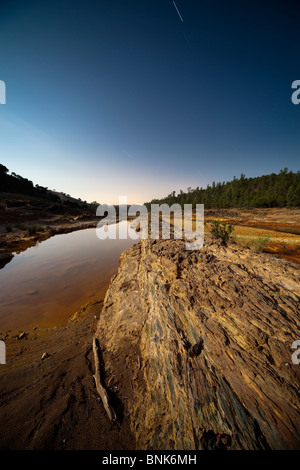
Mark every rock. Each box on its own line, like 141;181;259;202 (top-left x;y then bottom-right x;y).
188;338;204;358
0;248;13;269
95;235;300;450
41;352;50;360
25;289;38;296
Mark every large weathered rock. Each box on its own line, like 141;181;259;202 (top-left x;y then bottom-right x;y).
95;236;300;450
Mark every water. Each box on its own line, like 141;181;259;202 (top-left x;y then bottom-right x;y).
0;222;139;332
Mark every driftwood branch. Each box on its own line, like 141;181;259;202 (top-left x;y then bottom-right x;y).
92;337;117;422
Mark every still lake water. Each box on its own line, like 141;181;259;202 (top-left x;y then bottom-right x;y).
0;222;139;332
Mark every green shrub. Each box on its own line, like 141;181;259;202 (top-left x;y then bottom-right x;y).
209;220;234;244
16;223;27;231
27;224;44;235
252;236;270;252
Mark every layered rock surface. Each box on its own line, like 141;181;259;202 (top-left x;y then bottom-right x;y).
95;236;300;450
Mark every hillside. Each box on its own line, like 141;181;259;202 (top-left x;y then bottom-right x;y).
0;163;89;216
0;164;101;269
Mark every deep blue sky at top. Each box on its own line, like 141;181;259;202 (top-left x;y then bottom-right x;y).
0;0;299;203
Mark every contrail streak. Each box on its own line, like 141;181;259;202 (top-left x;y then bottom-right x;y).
122;149;133;160
173;1;184;22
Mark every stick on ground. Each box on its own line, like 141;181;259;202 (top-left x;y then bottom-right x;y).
92;337;117;422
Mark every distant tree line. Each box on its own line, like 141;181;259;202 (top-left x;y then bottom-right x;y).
145;169;300;209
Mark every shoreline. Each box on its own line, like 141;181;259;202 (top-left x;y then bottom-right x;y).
1;206;299;268
0;298;136;450
0;207;299;449
0;217;99;269
0;248;299;448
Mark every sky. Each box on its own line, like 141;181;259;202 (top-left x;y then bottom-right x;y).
0;0;299;204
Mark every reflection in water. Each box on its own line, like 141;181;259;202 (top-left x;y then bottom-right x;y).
0;222;139;331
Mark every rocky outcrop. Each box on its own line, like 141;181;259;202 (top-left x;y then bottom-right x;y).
0;247;13;269
95;236;300;450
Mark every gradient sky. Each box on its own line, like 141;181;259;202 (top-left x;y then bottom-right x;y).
0;0;299;204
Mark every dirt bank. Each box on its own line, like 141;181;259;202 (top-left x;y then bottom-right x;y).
0;300;136;450
204;208;300;264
